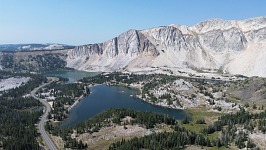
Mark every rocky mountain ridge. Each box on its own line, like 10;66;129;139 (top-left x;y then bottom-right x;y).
45;17;266;77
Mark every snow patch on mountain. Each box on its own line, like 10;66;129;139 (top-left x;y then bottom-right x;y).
18;43;65;51
0;43;74;52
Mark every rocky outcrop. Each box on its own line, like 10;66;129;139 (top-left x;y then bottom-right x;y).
67;29;159;71
67;16;266;77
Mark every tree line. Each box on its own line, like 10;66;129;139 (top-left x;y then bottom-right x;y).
0;72;47;149
109;107;263;149
46;108;177;149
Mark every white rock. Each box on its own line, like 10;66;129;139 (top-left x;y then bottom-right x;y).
0;77;30;91
66;16;266;77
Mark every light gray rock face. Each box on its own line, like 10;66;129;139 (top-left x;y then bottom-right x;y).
193;18;237;33
69;30;158;59
146;26;187;52
246;27;266;43
67;16;266;77
69;44;103;58
199;28;247;53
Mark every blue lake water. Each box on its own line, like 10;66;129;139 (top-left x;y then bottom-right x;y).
44;70;188;128
44;70;99;83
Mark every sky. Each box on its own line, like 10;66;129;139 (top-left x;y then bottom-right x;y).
0;0;265;45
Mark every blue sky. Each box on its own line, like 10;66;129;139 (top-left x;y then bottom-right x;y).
0;0;265;45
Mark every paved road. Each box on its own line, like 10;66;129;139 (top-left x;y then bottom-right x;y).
31;77;58;150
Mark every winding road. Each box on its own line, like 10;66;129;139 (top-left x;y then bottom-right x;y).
31;77;58;150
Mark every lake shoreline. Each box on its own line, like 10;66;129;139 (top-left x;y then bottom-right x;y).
44;71;188;128
67;95;84;112
66;83;186;123
61;84;188;128
112;83;185;110
67;83;102;112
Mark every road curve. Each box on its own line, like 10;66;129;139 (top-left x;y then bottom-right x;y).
31;77;58;150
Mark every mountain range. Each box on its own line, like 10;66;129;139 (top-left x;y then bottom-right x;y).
0;43;74;52
66;16;266;77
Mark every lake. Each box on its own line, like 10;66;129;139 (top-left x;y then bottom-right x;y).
44;70;188;128
44;70;99;83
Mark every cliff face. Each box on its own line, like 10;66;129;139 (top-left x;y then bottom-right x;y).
67;29;159;71
67;16;266;77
